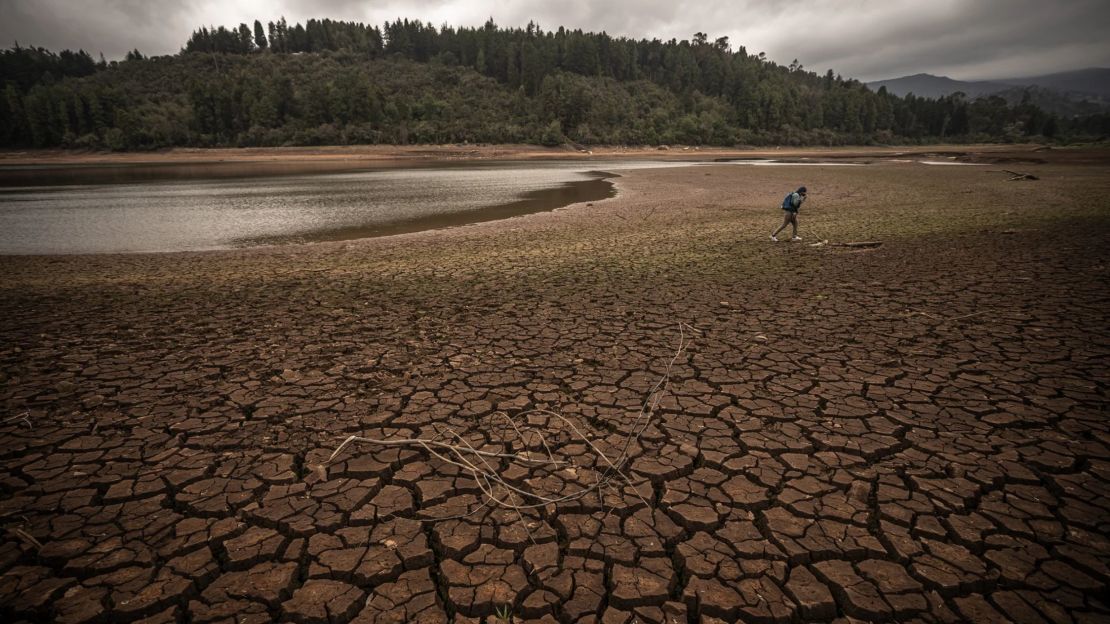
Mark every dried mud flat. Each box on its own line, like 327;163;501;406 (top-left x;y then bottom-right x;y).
1;149;1109;623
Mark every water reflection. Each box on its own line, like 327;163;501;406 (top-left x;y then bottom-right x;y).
246;173;615;246
0;160;686;255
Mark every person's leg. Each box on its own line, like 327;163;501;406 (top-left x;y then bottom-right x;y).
771;212;791;239
790;212;799;239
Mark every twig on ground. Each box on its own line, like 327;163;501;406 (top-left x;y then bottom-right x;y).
7;527;43;550
907;308;940;320
322;323;697;523
945;311;989;322
831;241;882;249
987;169;1039;181
2;412;31;429
907;308;991;323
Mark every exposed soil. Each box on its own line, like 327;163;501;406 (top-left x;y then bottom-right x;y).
1;148;1108;623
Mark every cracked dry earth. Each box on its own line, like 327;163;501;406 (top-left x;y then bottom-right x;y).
1;154;1109;624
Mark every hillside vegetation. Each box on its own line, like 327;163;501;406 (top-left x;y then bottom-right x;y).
2;18;1108;150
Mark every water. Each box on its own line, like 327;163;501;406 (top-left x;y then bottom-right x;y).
918;161;987;166
0;160;684;255
718;159;865;166
0;157;878;255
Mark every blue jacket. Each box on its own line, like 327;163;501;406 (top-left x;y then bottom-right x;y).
782;191;804;212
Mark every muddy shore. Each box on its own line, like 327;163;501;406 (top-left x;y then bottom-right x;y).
1;146;1108;622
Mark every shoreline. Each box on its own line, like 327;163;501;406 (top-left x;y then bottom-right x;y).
2;143;1105;258
0;161;625;256
0;142;1060;168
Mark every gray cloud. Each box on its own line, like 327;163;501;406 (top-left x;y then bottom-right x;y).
1;0;1107;80
761;0;1110;80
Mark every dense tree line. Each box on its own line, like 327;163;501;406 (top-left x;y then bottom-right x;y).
1;18;1107;150
1;46;101;91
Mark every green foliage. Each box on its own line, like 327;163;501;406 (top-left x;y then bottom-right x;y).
253;21;268;50
2;18;1107;150
0;46;99;91
539;120;563;146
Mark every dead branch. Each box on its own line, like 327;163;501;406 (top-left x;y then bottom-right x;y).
831;241;883;249
2;412;31;429
7;527;43;550
988;169;1039;181
322;323;697;522
1002;169;1038;180
907;308;990;323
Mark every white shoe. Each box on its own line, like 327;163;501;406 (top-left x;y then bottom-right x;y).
791;236;802;242
770;234;779;242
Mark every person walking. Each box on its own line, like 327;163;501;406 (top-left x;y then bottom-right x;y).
771;186;807;242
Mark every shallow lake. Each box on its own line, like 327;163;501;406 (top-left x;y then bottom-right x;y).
0;159;690;255
0;156;895;255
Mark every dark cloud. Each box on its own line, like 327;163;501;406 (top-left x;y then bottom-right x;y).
2;0;1107;80
765;0;1110;80
1;0;246;58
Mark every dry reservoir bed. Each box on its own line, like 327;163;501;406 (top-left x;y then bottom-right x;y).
1;151;1109;623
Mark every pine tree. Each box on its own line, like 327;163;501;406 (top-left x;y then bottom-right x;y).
254;21;268;49
238;24;254;53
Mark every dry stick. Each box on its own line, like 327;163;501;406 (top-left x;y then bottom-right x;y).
440;429;545;508
515;320;695;507
587;322;696;490
602;481;622;521
907;308;991;323
806;224;832;245
416;439;558;520
509;491;539;546
614;322;697;462
325;435;565;467
530;426;562;470
907;308;941;320
8;527;42;550
501;322;696;509
988;169;1039;181
425;439;563;512
2;412;32;429
430;424;593;512
521;408;652;511
504;329;687;507
323;323;694;521
496;412;560;470
946;311;989;322
448;429;558;502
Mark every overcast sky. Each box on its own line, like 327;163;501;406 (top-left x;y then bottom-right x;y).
2;0;1108;81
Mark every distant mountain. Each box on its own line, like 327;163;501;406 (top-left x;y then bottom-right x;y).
867;68;1110;115
1001;68;1110;99
991;85;1108;118
867;73;1010;99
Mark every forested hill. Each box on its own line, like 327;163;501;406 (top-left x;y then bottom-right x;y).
2;17;1107;150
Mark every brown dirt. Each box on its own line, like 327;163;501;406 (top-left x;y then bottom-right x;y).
1;148;1109;623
